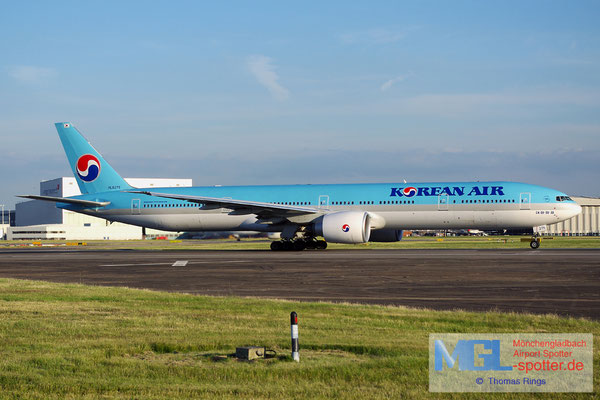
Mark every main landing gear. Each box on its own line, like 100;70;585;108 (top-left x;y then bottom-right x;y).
270;238;327;251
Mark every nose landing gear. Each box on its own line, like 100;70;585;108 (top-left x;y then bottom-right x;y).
521;233;550;249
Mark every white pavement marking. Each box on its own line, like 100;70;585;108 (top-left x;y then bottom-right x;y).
172;260;188;267
99;262;173;267
99;260;250;267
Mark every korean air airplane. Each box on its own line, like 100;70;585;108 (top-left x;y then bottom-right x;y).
19;123;582;250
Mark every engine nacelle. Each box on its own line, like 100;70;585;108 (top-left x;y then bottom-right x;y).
369;229;403;242
314;211;371;244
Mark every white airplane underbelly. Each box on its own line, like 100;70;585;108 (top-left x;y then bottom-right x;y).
108;202;567;232
380;208;558;230
114;212;263;232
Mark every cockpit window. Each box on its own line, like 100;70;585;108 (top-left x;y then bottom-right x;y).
556;196;572;202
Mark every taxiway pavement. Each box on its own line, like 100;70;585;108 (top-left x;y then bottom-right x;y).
0;248;598;319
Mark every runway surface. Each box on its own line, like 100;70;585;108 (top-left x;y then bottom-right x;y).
0;248;598;319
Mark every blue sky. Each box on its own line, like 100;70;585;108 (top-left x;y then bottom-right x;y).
1;1;599;208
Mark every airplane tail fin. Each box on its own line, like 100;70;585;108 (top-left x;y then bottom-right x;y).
55;122;132;194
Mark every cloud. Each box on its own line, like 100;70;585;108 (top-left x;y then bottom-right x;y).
340;28;405;44
247;55;289;101
3;141;598;210
8;65;57;84
368;88;600;118
380;73;412;91
112;148;600;197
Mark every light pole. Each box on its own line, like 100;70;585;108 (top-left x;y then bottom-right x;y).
0;204;4;240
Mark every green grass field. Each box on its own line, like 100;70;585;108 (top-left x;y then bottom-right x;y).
2;236;600;251
0;278;597;399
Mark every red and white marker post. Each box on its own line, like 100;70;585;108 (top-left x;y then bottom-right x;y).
291;311;299;362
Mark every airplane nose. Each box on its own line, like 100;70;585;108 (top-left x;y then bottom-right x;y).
568;203;582;219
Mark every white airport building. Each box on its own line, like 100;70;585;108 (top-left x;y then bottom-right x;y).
7;177;192;240
544;196;600;236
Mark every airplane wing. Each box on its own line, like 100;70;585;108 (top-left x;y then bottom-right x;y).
17;195;111;207
128;191;320;216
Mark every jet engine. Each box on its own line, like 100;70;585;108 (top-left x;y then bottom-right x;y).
314;211;372;244
369;229;404;242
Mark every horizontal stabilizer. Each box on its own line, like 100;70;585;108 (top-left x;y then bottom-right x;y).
17;195;110;207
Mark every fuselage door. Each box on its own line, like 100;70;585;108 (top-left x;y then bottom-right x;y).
520;192;531;210
438;194;449;211
318;195;329;210
131;199;141;215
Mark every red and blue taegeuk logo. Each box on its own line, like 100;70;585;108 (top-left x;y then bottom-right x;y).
342;224;350;232
76;154;101;182
402;186;417;197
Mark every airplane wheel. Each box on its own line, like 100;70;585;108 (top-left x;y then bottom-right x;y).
293;240;307;251
305;239;318;250
270;241;283;251
282;241;293;251
530;240;540;249
316;240;327;250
